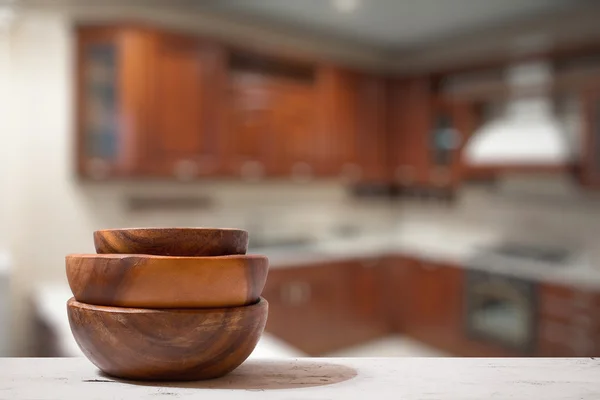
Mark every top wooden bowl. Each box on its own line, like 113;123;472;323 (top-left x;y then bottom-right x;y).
93;227;248;257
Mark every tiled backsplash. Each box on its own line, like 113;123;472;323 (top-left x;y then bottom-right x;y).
76;174;600;259
79;180;394;245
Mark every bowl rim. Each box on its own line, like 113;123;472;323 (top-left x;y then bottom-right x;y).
67;296;267;314
94;227;248;235
65;253;267;261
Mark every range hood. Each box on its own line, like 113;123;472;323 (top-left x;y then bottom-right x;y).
464;61;573;167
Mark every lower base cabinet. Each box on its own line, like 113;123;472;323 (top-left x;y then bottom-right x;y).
383;256;537;357
264;255;600;357
263;259;389;355
537;282;600;357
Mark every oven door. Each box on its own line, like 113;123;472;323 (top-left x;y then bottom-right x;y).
464;270;538;354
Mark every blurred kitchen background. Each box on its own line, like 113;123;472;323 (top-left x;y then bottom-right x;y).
2;0;600;359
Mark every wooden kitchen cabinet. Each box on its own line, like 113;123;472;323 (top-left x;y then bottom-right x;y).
354;74;389;183
225;73;278;179
388;77;432;187
383;256;463;350
75;24;388;183
225;53;320;180
262;262;348;355
76;25;154;179
263;258;388;355
403;260;464;350
537;282;600;357
273;78;322;179
381;256;419;332
76;25;227;180
388;77;475;190
145;33;226;179
317;67;388;183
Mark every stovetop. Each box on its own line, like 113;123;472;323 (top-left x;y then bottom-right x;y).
474;243;575;266
488;243;572;265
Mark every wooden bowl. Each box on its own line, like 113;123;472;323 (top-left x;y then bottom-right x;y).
67;297;268;381
66;254;268;308
93;228;248;257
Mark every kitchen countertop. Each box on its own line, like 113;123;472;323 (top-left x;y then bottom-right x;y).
253;232;600;289
1;357;598;399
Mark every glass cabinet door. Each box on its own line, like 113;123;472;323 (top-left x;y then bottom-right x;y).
430;112;459;167
83;43;119;161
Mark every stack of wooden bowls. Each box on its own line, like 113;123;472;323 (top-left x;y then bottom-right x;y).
65;228;269;381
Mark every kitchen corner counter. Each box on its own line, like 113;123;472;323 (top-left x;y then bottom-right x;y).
254;233;600;290
252;232;477;269
1;357;599;399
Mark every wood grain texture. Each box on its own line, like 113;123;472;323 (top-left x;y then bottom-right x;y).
66;254;268;308
93;227;248;256
67;297;268;381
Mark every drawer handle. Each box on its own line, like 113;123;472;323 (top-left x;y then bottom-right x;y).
281;282;311;306
240;160;265;182
340;163;362;183
86;158;110;180
174;159;198;181
395;165;414;185
291;162;312;183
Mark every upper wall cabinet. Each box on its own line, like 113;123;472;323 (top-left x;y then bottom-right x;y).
388;77;474;190
76;25;226;181
388;77;434;187
145;32;226;180
76;26;153;179
318;66;388;184
75;25;388;184
224;53;320;181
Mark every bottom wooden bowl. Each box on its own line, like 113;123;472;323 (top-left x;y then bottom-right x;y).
67;297;268;381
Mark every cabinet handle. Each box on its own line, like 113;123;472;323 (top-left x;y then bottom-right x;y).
430;167;451;187
421;262;438;271
542;321;567;344
173;159;198;181
361;259;379;269
568;334;594;355
291;162;312;183
281;281;311;306
571;291;594;309
542;295;572;319
340;163;362;183
240;161;265;182
395;165;414;185
86;158;110;180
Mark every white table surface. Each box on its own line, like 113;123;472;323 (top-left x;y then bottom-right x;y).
0;357;599;399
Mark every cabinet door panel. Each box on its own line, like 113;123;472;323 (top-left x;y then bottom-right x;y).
389;78;432;186
356;75;388;182
147;35;224;178
274;80;319;179
77;26;153;179
263;265;347;355
317;66;359;178
225;74;277;179
404;262;463;349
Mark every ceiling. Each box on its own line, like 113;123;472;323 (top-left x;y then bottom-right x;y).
200;0;588;51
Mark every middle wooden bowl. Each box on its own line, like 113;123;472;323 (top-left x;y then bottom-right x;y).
66;254;269;308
